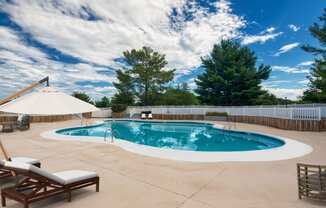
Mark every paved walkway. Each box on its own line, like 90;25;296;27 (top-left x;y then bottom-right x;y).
0;120;325;208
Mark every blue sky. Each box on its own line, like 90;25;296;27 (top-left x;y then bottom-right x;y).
0;0;325;100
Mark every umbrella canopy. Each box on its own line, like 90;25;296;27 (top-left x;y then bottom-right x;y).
0;87;99;115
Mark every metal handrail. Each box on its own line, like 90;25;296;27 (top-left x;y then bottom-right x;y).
104;128;112;142
110;129;120;143
104;119;117;143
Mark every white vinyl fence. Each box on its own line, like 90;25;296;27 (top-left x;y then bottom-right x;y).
321;107;326;118
92;108;112;118
126;106;324;120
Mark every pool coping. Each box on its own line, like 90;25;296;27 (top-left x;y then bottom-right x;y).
41;119;313;163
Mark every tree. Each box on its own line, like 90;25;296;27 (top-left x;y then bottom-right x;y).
72;92;94;104
195;40;271;106
123;46;175;105
111;103;127;113
112;70;135;105
301;9;326;103
254;91;279;105
95;96;111;108
157;87;199;105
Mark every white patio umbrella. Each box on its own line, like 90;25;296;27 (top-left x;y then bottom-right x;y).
0;87;99;115
0;86;99;167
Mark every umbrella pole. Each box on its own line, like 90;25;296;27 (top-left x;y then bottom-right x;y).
80;113;84;126
0;139;16;177
0;140;10;161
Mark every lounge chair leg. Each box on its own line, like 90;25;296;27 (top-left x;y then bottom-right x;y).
96;180;100;192
1;194;6;207
67;191;72;202
24;199;28;208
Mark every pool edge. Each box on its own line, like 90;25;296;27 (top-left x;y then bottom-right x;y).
41;119;313;163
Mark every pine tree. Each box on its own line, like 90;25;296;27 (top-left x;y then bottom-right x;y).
112;70;135;105
195;40;271;106
301;9;326;103
122;47;175;105
95;96;111;108
72;92;94;104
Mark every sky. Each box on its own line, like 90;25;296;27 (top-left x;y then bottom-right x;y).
0;0;325;100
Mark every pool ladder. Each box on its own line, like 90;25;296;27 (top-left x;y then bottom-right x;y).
223;121;236;137
104;128;114;143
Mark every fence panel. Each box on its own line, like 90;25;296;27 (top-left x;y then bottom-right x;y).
125;106;322;120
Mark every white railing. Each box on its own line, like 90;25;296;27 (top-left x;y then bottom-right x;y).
126;106;322;120
321;107;326;118
92;108;112;118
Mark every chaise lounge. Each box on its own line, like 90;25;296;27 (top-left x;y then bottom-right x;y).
140;111;153;119
1;161;99;208
0;141;40;179
16;115;30;131
0;157;40;178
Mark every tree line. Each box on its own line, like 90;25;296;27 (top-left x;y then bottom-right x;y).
74;9;326;108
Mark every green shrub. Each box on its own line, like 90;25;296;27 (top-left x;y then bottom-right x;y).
111;104;127;113
205;112;228;116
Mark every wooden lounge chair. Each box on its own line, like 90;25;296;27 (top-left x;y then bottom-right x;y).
1;122;15;133
1;161;99;208
0;158;40;179
297;163;326;201
141;111;152;119
0;141;40;178
16;115;30;131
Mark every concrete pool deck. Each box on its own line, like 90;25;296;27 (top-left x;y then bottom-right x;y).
0;119;325;208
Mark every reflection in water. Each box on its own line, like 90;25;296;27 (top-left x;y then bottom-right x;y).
58;121;284;152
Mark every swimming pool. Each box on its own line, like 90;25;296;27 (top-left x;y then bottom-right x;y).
56;120;285;152
44;120;312;162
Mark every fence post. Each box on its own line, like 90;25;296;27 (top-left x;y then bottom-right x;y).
273;107;276;118
259;108;261;117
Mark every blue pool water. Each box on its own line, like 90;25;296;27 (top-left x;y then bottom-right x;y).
56;120;285;152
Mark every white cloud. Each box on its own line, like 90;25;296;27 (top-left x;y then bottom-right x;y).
186;78;197;90
241;32;282;45
0;0;303;99
241;26;282;45
298;61;314;66
0;28;47;62
298;79;309;85
0;26;116;99
94;86;116;93
0;0;252;98
261;27;276;34
272;65;309;74
288;24;300;32
1;0;246;73
274;42;300;56
262;80;293;88
266;27;275;33
264;87;305;100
